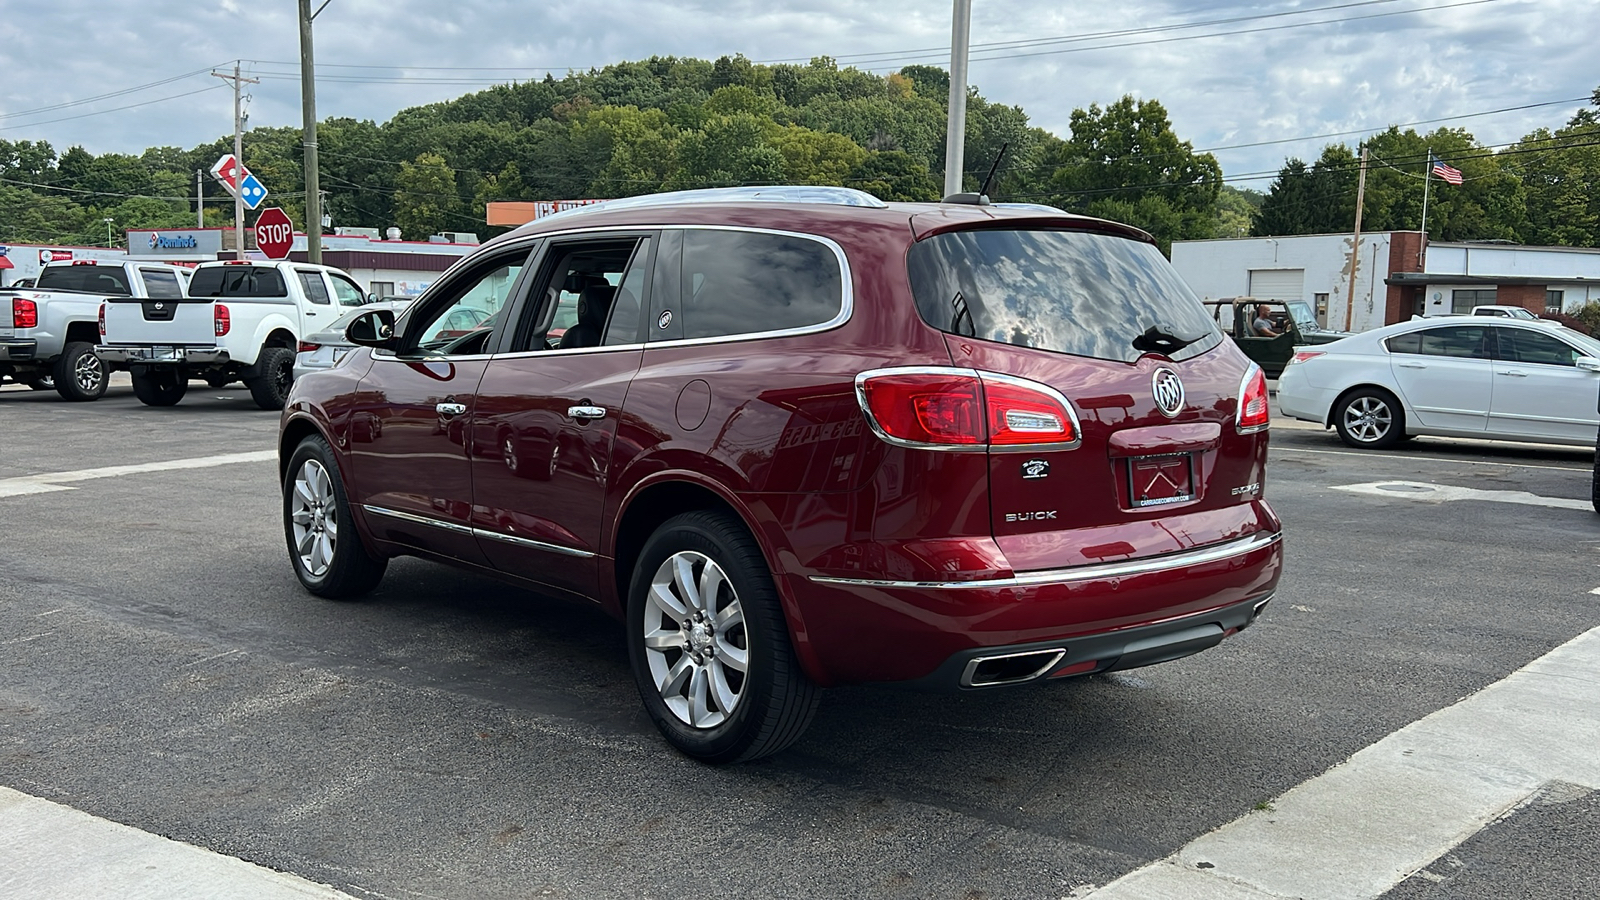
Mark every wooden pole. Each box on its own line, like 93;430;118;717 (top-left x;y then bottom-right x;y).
1343;146;1369;332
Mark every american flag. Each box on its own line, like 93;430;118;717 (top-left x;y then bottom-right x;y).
1431;157;1463;185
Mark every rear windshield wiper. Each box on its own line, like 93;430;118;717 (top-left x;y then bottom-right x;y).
1131;324;1201;355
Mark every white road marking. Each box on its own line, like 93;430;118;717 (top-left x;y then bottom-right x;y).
0;785;357;899
1331;480;1590;510
1274;445;1589;473
1086;625;1600;900
0;450;277;498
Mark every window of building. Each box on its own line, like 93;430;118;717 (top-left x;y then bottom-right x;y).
370;281;395;298
1546;289;1565;313
1451;288;1496;314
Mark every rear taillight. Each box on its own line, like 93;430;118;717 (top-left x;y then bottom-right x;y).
856;367;1080;450
12;298;37;329
214;304;230;336
1289;351;1325;365
1236;364;1270;434
297;341;320;353
98;302;106;336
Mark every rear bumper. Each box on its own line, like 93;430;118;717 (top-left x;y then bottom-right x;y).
789;529;1283;687
0;339;39;362
96;344;230;366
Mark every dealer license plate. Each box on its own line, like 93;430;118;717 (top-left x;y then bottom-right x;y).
1128;453;1196;508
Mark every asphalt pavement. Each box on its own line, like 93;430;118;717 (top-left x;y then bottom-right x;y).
1;376;1597;899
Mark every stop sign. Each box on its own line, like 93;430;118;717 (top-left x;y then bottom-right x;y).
253;207;294;260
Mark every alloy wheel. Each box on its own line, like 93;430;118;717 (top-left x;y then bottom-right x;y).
643;550;749;729
1343;396;1392;443
73;352;103;393
289;458;338;577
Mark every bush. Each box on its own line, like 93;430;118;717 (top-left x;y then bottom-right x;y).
1553;302;1600;335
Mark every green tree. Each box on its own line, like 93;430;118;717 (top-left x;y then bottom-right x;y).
393;152;463;240
1507;92;1600;246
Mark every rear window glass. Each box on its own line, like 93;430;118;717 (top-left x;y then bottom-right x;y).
189;266;288;298
35;265;132;295
140;269;185;299
907;229;1221;363
677;230;843;340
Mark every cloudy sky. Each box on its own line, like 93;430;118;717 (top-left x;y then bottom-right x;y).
0;0;1593;191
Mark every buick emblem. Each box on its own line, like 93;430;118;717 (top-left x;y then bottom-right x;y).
1152;367;1185;417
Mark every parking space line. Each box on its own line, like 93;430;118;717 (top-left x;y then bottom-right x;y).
1272;446;1589;473
0;785;356;899
0;451;277;499
1086;625;1600;900
1330;480;1590;510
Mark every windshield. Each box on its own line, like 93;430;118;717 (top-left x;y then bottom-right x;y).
1287;301;1319;330
35;265;131;295
907;229;1222;363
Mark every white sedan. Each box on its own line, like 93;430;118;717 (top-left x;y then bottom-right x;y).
1278;316;1600;448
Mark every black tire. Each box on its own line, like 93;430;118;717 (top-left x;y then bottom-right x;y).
24;375;54;391
130;366;188;407
52;342;107;401
283;435;387;599
627;510;821;763
1333;387;1405;449
247;347;295;411
1591;424;1599;515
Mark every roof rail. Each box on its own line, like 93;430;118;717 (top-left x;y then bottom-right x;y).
993;202;1070;214
545;186;889;220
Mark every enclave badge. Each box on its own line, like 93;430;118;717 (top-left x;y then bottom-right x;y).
1022;458;1050;479
1151;367;1185;417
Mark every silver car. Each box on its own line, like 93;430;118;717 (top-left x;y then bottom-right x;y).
294;300;414;381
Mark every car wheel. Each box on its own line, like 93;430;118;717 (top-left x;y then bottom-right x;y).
53;342;107;401
247;347;295;410
24;375;55;391
130;366;188;407
1334;388;1404;449
1592;425;1599;515
627;511;821;763
284;435;387;599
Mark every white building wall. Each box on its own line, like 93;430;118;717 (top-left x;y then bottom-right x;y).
1170;233;1393;332
0;244;129;286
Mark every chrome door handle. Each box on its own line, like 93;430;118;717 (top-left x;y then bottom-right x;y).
567;405;606;421
1497;370;1528;377
1396;362;1427;369
436;402;467;417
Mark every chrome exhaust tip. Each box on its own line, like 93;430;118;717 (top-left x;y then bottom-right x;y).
960;648;1066;688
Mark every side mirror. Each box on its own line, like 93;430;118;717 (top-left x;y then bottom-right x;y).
1576;356;1600;373
346;308;397;349
366;291;377;304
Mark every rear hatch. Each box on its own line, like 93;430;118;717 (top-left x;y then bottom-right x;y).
904;221;1268;571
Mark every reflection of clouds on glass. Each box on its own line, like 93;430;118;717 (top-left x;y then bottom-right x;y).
909;231;1220;364
682;232;841;340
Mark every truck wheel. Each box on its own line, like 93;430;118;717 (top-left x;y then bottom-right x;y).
130;367;188;407
284;435;387;598
53;342;108;402
23;376;55;391
247;347;295;411
627;511;822;763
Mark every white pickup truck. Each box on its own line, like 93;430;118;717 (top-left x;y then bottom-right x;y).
1;259;192;401
97;260;368;409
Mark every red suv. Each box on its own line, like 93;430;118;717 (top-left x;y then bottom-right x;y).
279;187;1282;763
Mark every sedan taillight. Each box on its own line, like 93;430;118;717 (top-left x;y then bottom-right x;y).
297;341;320;353
12;298;37;329
1289;350;1326;365
856;367;1080;450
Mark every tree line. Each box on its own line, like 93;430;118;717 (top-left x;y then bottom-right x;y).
0;56;1595;254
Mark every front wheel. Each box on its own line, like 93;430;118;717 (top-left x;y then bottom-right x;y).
53;342;107;401
247;347;295;410
1334;388;1405;449
130;366;188;407
627;511;821;763
284;436;387;598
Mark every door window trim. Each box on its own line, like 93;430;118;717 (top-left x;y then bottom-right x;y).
372;238;541;362
506;231;656;355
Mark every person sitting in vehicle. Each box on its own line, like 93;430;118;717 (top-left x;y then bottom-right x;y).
1252;304;1281;338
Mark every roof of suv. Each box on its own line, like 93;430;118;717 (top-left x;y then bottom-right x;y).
488;188;1156;250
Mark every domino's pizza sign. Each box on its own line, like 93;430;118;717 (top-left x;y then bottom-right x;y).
209;153;270;211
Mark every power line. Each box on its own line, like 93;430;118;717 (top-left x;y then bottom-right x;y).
0;85;230;131
0;63;229;121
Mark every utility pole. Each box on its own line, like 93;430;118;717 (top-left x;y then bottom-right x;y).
299;0;329;263
1418;146;1433;268
1343;146;1369;332
195;169;204;228
212;64;259;261
943;0;972;198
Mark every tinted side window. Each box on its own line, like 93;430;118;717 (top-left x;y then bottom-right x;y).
1386;332;1422;354
297;271;332;305
140;269;184;300
678;230;843;340
1496;328;1579;366
1417;326;1490;359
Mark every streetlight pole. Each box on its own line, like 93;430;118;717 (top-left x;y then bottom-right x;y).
103;218;114;248
299;0;329;264
943;0;972;199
